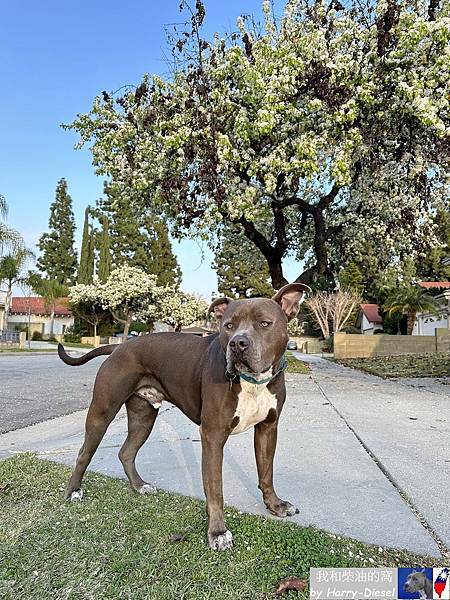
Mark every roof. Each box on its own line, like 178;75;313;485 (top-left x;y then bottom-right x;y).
360;303;382;324
10;297;72;317
417;281;450;289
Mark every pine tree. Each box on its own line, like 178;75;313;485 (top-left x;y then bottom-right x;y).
97;215;111;283
98;183;180;287
77;207;95;284
142;215;181;287
339;262;365;295
213;225;274;298
37;178;77;285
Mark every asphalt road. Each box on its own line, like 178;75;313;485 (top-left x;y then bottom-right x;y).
0;353;102;433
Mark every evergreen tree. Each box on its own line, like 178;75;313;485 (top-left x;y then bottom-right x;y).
98;183;180;287
339;262;365;296
142;215;181;287
97;215;111;283
37;178;77;285
77;207;95;284
213;225;274;298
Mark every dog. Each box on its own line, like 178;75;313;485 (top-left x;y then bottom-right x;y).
404;570;433;599
58;282;310;550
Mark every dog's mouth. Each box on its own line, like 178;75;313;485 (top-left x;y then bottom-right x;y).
226;348;272;376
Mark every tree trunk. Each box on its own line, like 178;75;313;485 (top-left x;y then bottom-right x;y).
406;311;417;335
267;256;288;289
123;318;131;338
93;323;97;338
50;310;55;337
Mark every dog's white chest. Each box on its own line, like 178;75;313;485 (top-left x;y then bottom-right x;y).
231;382;277;435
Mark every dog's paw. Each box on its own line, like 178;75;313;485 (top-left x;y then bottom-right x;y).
268;500;299;518
138;483;156;495
208;529;233;551
67;489;83;502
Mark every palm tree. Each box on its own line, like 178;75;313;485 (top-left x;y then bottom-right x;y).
0;194;23;254
383;285;441;335
0;248;35;327
28;273;68;337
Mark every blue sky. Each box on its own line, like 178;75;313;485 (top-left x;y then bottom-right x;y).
1;0;298;298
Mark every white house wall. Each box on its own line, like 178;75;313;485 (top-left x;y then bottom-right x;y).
413;293;450;335
7;314;74;335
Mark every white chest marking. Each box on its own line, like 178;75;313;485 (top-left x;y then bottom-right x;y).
231;381;277;435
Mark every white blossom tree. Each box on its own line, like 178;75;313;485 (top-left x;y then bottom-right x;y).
69;284;108;339
100;265;160;337
67;0;449;288
156;287;208;331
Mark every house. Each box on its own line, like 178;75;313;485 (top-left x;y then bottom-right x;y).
7;297;74;337
357;303;383;335
413;282;450;335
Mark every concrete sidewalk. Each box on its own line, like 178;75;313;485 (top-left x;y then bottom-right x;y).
2;355;448;558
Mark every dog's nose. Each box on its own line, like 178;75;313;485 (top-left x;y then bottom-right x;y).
229;335;249;352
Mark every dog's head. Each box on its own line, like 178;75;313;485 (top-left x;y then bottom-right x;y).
208;283;311;376
404;571;430;594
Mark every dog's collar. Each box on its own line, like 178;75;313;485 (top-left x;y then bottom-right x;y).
226;354;287;386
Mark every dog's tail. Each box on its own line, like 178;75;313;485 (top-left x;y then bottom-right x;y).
58;343;118;366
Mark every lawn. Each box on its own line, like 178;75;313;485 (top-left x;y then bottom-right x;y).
336;353;450;379
0;454;434;599
285;352;310;375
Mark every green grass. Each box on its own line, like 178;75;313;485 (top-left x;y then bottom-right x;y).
0;454;434;599
286;352;310;375
0;348;57;353
336;353;450;379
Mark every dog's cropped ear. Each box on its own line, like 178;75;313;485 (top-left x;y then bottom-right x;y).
272;283;312;321
208;297;232;320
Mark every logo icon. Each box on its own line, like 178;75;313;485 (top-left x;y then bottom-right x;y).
398;568;434;599
434;568;450;600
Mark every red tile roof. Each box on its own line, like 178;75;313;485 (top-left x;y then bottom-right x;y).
417;281;450;289
10;297;72;317
360;303;382;324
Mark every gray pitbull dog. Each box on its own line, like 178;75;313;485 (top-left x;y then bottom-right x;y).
404;571;433;599
58;283;310;550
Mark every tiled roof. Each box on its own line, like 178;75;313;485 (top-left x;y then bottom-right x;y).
417;281;450;289
360;303;382;324
10;297;72;316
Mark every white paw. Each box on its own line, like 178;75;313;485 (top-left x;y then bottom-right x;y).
208;529;233;551
139;483;156;495
69;489;83;502
285;504;299;516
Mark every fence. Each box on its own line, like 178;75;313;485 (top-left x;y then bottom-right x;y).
334;328;450;359
0;331;26;349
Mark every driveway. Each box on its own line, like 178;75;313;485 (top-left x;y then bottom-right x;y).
0;352;449;558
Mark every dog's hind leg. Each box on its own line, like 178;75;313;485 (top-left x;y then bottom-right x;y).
65;405;120;501
65;366;140;501
119;395;159;494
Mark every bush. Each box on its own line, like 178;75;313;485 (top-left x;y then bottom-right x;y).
32;331;43;341
64;328;82;343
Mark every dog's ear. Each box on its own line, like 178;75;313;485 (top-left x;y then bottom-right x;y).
208;297;232;320
272;283;312;321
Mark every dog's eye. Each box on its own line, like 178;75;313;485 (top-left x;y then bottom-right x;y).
260;321;271;327
225;323;234;330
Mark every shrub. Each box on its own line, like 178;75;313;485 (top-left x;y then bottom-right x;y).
64;328;82;343
32;331;43;341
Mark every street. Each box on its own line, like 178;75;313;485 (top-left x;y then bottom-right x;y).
0;353;101;433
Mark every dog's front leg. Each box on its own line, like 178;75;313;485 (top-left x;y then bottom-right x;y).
254;418;299;517
200;426;232;551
